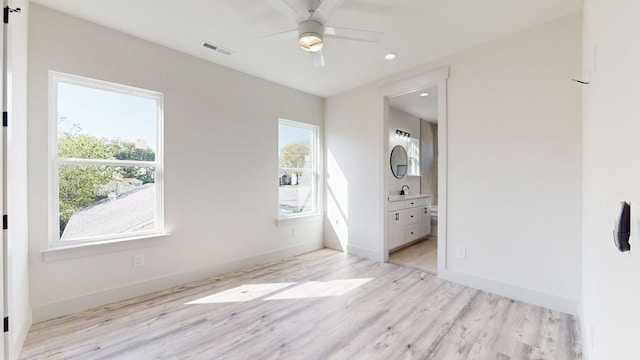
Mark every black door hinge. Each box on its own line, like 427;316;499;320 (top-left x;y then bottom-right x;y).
2;111;7;127
3;317;8;333
2;215;7;230
3;6;20;24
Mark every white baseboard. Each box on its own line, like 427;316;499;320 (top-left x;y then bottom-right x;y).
346;244;384;262
33;240;323;323
323;238;345;252
9;310;31;360
439;269;579;315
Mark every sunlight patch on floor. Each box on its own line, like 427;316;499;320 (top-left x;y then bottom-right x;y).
185;283;294;304
186;278;374;304
264;278;374;300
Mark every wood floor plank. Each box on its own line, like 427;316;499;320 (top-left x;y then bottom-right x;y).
488;298;528;356
313;273;447;359
190;262;416;359
19;249;583;360
424;291;502;359
389;237;437;273
393;287;480;359
468;343;512;360
556;312;583;360
78;252;371;359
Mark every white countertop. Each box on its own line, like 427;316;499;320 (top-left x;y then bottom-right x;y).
388;194;431;202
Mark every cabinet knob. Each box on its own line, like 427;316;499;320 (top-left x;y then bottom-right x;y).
410;202;414;205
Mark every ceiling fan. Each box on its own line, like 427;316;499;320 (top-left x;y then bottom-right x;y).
261;0;383;67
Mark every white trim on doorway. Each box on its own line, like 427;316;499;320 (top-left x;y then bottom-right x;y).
379;67;450;273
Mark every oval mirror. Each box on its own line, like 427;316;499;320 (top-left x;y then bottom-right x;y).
390;145;408;179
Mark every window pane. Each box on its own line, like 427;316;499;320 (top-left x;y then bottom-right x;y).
59;164;156;241
278;120;317;218
279;169;314;215
278;124;313;169
57;82;158;159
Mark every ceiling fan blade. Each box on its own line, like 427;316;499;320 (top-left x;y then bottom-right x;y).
311;51;325;67
313;0;345;23
324;26;383;43
266;0;305;23
251;28;298;42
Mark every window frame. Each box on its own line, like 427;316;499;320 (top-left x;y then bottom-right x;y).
48;71;165;247
278;118;320;220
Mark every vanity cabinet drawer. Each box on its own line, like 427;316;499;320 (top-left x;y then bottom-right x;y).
404;208;418;225
405;197;429;208
404;224;418;242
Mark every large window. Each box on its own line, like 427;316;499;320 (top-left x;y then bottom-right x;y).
278;119;318;218
50;72;164;245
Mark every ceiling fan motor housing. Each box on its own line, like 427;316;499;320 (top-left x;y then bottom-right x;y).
298;20;324;52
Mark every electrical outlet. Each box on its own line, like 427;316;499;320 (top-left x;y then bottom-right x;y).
456;247;466;259
133;254;144;267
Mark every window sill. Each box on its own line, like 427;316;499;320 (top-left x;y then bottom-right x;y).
276;213;323;226
41;233;170;262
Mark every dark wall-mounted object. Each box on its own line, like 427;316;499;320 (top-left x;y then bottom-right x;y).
613;201;631;252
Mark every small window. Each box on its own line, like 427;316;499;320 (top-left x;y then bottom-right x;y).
407;137;420;176
50;72;164;245
278;119;318;218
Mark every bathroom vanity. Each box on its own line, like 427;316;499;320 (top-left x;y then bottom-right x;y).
387;195;431;251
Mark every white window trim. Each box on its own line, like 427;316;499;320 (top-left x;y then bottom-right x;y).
48;71;166;248
278;118;320;221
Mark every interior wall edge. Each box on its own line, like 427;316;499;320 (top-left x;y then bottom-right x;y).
31;239;322;323
8;311;31;360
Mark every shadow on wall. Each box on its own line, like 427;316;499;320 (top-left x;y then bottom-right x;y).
326;149;349;251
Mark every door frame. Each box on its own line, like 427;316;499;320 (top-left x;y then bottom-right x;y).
380;67;449;274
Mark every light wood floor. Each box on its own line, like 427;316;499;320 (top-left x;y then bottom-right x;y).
19;249;582;360
389;237;438;274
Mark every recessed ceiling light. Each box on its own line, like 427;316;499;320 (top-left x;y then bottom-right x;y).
419;92;429;97
384;53;397;60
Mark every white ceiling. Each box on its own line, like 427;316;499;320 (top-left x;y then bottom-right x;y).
389;85;438;122
30;0;583;98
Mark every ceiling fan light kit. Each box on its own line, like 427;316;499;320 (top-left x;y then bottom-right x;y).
263;0;383;67
298;20;324;52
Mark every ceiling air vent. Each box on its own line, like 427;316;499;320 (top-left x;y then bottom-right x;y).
202;41;233;56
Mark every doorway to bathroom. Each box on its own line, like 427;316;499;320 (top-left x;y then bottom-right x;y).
381;68;448;275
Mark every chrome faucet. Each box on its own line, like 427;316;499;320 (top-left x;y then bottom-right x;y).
400;185;409;195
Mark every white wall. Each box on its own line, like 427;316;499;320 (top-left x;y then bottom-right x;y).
387;106;420;195
6;1;31;358
324;86;383;259
325;13;583;313
581;0;640;358
27;5;323;322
